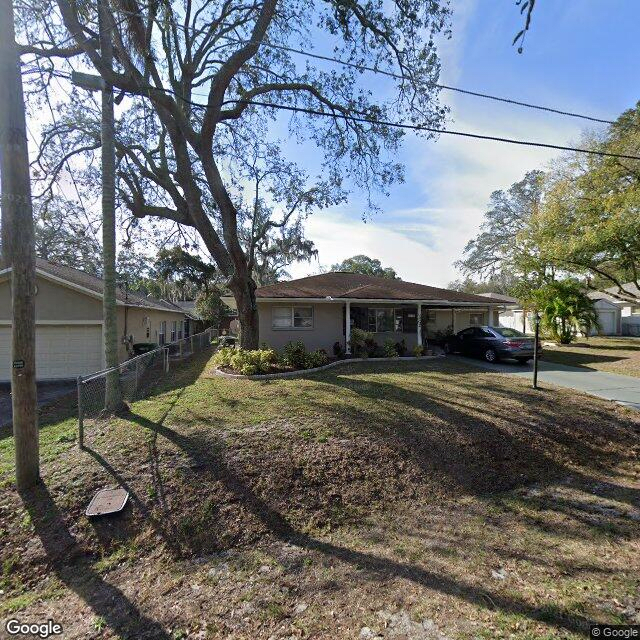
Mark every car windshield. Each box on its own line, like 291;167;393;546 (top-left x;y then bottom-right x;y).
492;327;526;338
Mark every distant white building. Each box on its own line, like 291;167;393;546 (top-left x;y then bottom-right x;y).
477;293;534;333
588;283;640;337
480;291;624;337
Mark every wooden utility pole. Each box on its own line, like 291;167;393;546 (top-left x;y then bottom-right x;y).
0;0;39;488
98;0;121;410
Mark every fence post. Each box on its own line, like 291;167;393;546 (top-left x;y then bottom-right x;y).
135;357;140;391
77;375;84;450
165;347;170;373
191;335;194;353
179;340;183;358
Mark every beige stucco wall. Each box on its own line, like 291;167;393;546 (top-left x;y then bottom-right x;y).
117;306;187;361
1;274;187;364
258;301;344;352
257;301;491;353
0;274;103;321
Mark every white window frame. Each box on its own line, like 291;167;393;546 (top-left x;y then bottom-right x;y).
271;305;314;330
158;320;166;345
170;320;177;342
368;308;395;333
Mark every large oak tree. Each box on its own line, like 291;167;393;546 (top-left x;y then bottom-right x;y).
18;0;450;347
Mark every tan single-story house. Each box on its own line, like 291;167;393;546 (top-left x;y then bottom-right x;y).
223;272;501;353
0;258;197;380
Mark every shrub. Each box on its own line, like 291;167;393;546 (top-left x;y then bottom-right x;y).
333;341;345;358
395;339;407;356
413;345;424;357
213;346;236;368
350;327;374;357
364;335;378;357
305;349;329;369
214;347;277;375
282;341;307;369
383;339;398;358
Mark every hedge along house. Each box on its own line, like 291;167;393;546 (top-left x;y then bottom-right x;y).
0;258;197;381
223;272;500;354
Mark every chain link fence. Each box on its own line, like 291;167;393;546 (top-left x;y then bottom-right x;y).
78;327;214;448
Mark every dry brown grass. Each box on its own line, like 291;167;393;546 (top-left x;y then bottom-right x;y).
1;352;639;639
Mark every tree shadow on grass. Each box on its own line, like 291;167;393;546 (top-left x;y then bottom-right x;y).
125;409;600;636
21;484;171;639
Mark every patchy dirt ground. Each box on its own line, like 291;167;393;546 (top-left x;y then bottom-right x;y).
1;352;639;639
543;336;640;377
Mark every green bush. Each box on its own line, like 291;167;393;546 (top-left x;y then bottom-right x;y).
214;347;277;375
212;347;236;368
305;349;329;369
395;339;407;356
282;341;308;369
383;339;398;358
350;327;375;357
413;345;424;357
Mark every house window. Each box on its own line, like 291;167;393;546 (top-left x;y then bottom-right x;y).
272;306;314;329
469;312;484;326
178;321;184;340
426;310;436;323
171;320;177;342
146;326;150;339
159;321;166;345
368;308;395;333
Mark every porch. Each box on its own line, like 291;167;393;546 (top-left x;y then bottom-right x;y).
344;302;498;355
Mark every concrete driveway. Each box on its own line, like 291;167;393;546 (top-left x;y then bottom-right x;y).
0;380;76;428
449;356;640;410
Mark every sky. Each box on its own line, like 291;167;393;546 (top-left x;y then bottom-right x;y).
287;0;640;286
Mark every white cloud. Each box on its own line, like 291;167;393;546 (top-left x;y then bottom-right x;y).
290;0;602;289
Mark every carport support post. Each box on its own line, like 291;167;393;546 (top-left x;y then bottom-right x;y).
345;302;351;355
77;376;84;450
417;303;422;347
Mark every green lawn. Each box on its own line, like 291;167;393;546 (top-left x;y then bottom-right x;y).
542;336;640;377
1;352;639;639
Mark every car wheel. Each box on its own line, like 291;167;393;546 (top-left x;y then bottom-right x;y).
484;348;498;363
516;357;531;364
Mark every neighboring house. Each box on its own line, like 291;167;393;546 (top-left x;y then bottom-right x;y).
174;300;206;336
0;258;197;381
490;291;622;336
222;272;501;353
588;283;640;336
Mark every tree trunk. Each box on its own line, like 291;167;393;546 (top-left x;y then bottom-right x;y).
99;0;121;411
230;273;259;349
0;0;39;489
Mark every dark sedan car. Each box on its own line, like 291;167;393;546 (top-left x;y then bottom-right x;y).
443;326;542;363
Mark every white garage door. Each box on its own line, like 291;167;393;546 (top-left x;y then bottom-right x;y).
0;324;103;380
597;311;616;335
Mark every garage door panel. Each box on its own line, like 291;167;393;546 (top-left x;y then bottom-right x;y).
0;324;103;380
597;311;616;335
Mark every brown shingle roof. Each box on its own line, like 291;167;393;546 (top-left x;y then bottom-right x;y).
256;272;494;304
33;258;184;313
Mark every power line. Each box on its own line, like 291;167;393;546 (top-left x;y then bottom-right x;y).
238;99;640;161
36;7;615;127
32;59;100;240
52;68;635;161
220;36;615;126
